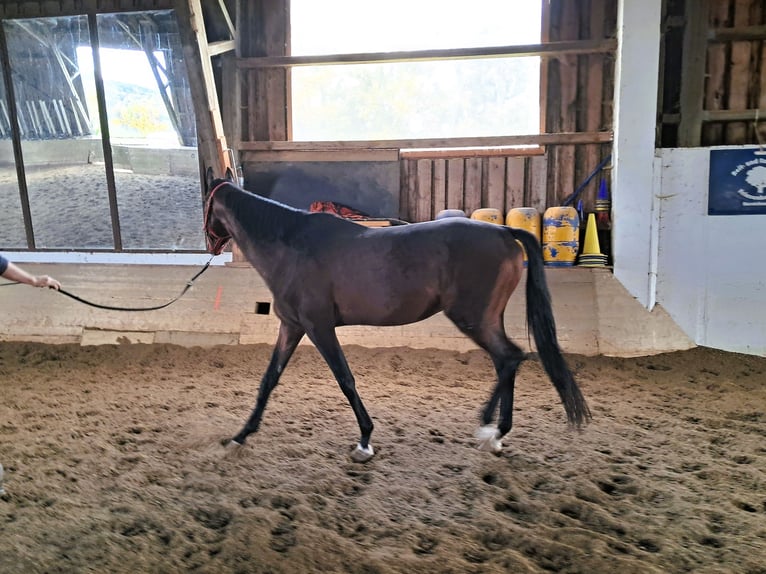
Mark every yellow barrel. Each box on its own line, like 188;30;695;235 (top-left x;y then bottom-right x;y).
435;209;467;220
470;208;503;224
506;207;541;266
506;207;541;241
542;206;580;266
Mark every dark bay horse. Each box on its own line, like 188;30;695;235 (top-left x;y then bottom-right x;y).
204;169;590;462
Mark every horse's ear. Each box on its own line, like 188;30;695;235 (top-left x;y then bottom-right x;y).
205;166;215;191
225;167;235;183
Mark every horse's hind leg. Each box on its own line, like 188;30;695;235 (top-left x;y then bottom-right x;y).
230;321;304;446
304;324;374;463
446;309;525;453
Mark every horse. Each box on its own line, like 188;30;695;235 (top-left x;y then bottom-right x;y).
203;168;590;462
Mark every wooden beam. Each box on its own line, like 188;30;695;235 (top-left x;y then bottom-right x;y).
709;24;766;42
239;131;614;152
726;0;756;144
677;0;709;147
703;108;766;121
217;0;236;39
208;39;236;56
237;39;618;69
240;149;399;162
703;0;730;145
400;146;544;159
175;0;231;176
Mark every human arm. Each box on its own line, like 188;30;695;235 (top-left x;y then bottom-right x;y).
0;259;61;290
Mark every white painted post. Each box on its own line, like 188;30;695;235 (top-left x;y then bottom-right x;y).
612;0;663;308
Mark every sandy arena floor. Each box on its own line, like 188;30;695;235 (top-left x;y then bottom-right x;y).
0;342;764;573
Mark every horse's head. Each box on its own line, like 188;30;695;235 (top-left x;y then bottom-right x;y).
203;167;235;255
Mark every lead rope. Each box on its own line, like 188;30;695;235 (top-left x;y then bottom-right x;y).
0;256;214;312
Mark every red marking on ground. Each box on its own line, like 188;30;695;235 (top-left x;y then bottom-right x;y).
214;286;223;310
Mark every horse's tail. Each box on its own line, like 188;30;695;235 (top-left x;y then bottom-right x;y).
506;227;592;427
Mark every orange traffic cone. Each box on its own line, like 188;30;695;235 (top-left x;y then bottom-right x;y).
578;213;608;267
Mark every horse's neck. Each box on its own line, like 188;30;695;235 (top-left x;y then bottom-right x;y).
219;187;301;242
216;187;305;277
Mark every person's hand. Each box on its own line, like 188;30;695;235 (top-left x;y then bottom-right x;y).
33;275;61;290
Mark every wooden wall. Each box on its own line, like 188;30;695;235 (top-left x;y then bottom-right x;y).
545;0;616;214
233;0;617;223
399;0;616;222
400;155;548;223
661;0;766;147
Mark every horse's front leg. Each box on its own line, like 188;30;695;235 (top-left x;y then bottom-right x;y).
230;321;304;446
305;325;374;463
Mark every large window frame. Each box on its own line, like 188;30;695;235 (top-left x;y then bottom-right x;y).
0;5;205;253
236;2;615;158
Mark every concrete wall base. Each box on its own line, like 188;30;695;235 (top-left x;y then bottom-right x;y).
0;264;694;357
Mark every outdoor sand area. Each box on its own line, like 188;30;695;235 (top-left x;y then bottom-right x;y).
0;163;204;250
0;342;764;573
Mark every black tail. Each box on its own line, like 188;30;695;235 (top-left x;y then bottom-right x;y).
507;228;591;427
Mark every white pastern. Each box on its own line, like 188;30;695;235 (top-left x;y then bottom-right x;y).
475;425;503;454
350;443;375;463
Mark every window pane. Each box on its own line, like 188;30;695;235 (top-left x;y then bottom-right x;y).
291;0;541;54
292;57;540;141
3;16;114;249
290;0;542;141
95;11;203;251
0;65;27;248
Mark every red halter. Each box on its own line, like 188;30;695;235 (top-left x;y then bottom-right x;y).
203;181;233;255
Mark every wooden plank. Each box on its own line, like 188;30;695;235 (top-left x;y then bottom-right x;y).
463;157;483;215
703;108;766;121
0;0;174;17
555;0;578;204
539;0;552;140
487;157;506;212
725;0;754;144
505;156;526;209
240;149;399;162
703;0;730;145
446;159;465;211
175;0;230;174
759;41;766;144
221;53;241;164
415;159;433;222
239;131;614;151
209;39;236;56
245;1;289;142
217;0;237;38
710;24;766;41
400;160;414;221
528;154;549;214
399;146;543;159
432;159;447;216
266;68;287;140
678;0;710;146
237;39;618;68
584;0;605;200
246;70;258;141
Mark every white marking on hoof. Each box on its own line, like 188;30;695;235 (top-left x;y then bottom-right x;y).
228;439;242;447
475;425;503;454
350;443;374;463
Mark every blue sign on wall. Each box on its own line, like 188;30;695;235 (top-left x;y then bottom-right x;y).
709;148;766;215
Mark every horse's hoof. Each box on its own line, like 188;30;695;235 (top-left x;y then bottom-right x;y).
224;438;243;448
350;443;374;463
475;425;503;454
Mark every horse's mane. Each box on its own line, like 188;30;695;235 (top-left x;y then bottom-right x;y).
222;182;305;241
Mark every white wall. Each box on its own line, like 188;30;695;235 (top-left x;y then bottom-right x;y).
655;147;766;356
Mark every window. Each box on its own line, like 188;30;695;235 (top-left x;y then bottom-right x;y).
289;0;543;142
0;10;204;252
